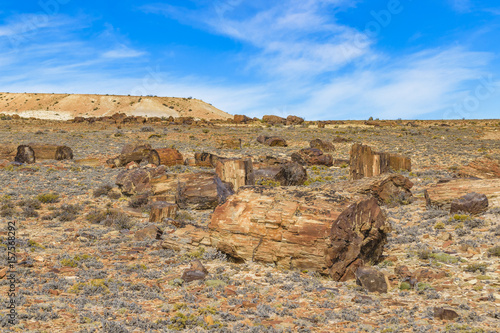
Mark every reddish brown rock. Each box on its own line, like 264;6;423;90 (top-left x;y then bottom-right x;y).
325;197;391;281
182;259;209;283
149;201;178;223
353;174;413;207
209;186;352;273
450;192;488;215
215;158;255;191
155;148;184;166
151;172;234;210
262;115;286;125
355;266;389;293
291;148;333;166
234;114;252;124
332;136;351;143
434;308;459;321
257;135;288;147
458;157;500;179
309;139;335;152
116;166;166;195
15;145;35;164
286;115;304;125
274;162;308;186
349;143;411;180
424;179;500;211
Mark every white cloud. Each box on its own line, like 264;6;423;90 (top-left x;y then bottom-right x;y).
102;45;146;59
448;0;472;13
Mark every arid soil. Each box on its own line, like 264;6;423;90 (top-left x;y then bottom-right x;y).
0;93;232;121
0;117;499;333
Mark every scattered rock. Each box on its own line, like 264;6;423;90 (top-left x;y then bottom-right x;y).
309;139;335;152
262;115;286;125
433;307;459;321
450;192;488;215
121;142;152;155
181;259;208;282
234;114;252;124
219;139;242;149
134;225;163;241
274;162;308;186
286;115;304;125
355;266;389;293
291;148;333;166
257;135;288;147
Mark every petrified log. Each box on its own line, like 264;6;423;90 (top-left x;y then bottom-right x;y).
355;267;389;293
151;172;234;210
115;165;166;195
349;143;411;180
349;174;413;207
325;197;390;281
310;139;335;152
450;192;488;215
286;115;304;125
107;149;159;168
274;162;307;186
209;186;354;274
155;148;183;166
457;157;500;179
28;143;73;160
149;201;178;222
256;135;287;147
215;158;255;191
424;179;500;211
262;115;286;125
291;148;333;166
234;114;252;124
121;142;152;155
15;145;35;164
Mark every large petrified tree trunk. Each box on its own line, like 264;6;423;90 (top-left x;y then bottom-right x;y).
457;157;500;179
349;143;411;180
325;197;390;281
151;172;234;210
28;143;73;160
424;179;500;211
15;145;35;164
208;186;349;273
215;158;255;191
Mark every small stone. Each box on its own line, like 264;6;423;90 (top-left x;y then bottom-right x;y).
433;307;459;320
126;161;139;170
134;225;163;241
355;266;388;293
181;259;208;283
438;232;452;241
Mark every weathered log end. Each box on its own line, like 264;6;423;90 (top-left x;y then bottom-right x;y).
15;145;35;164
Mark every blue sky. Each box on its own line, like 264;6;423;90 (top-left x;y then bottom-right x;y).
0;0;499;120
